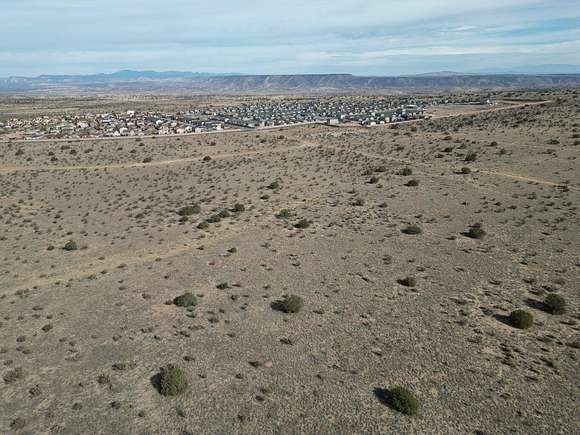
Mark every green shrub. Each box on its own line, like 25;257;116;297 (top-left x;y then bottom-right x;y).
197;221;209;230
461;167;471;174
217;209;231;218
465;223;485;239
158;364;188;396
281;295;304;313
406;179;419;187
174;292;197;307
387;387;419;415
399;167;413;176
402;225;422;235
63;240;78;251
202;155;212;162
294;219;311;229
177;205;201;216
509;310;533;329
231;203;245;212
3;367;24;384
353;198;365;206
464;152;478;162
543;294;566;315
276;209;292;219
398;277;416;287
369;176;379;184
142;157;153;163
267;181;280;190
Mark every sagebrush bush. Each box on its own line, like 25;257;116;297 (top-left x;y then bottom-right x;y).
543;294;566;315
464;152;478;162
276;209;292;219
387;387;419;415
465;223;485;239
282;295;304;313
509;310;533;329
402;225;422;235
174;292;197;307
177;205;201;216
398;277;416;287
63;240;78;251
158;364;188;396
294;219;311;229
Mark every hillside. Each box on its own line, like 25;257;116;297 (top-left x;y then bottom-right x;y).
2;72;580;94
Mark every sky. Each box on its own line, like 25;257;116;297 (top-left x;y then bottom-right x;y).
1;0;580;77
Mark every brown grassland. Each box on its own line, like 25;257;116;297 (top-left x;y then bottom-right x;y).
0;89;579;434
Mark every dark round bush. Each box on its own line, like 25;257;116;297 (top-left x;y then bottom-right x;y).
465;223;485;239
177;205;201;216
402;225;422;235
231;203;245;212
282;295;304;313
544;294;566;315
406;179;419;187
509;310;533;329
63;240;78;251
174;292;198;307
398;277;416;287
294;219;311;229
464;152;478;162
387;387;419;415
158;364;188;396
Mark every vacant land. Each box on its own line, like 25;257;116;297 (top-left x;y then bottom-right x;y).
0;90;578;434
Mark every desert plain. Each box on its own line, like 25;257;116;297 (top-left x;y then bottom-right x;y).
0;90;579;434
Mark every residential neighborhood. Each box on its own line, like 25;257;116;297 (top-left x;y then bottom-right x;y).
0;97;442;140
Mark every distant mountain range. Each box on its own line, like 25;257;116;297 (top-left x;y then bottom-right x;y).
1;69;580;94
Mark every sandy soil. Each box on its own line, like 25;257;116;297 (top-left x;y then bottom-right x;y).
0;90;578;435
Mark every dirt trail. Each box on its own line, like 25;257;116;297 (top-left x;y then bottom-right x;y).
431;100;549;119
4;195;322;294
0;142;317;173
0;100;551;174
7;143;566;293
478;169;576;189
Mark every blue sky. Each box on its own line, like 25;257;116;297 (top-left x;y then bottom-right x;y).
1;0;579;76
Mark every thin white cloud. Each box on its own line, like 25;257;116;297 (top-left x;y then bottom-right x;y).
1;0;579;75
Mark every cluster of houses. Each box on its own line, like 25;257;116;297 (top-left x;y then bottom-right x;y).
0;97;433;140
0;110;229;140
